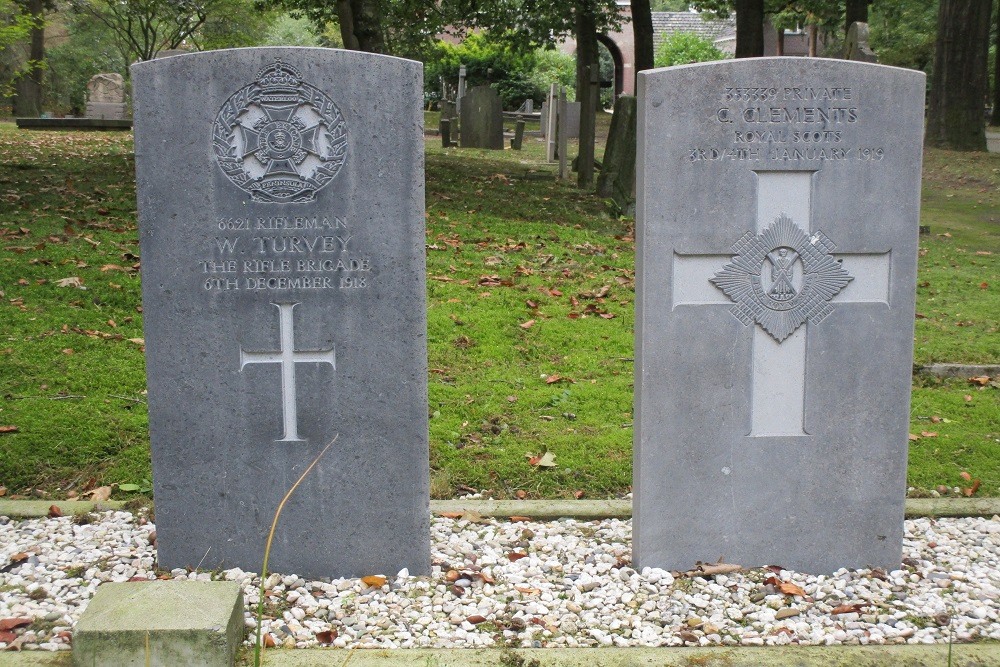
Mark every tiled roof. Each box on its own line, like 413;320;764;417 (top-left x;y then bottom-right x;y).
651;11;735;41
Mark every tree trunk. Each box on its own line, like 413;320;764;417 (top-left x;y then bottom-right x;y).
575;0;599;102
735;0;764;58
992;4;1000;127
13;0;44;117
337;0;361;51
776;28;784;56
845;0;869;36
630;0;654;89
575;0;599;189
807;24;817;57
338;0;384;53
926;0;992;150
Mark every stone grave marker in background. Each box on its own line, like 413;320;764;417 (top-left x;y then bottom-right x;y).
85;73;128;119
459;85;503;149
132;48;430;579
845;22;878;63
634;58;924;573
540;100;581;140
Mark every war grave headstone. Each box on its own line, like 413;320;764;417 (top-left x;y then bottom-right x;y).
85;73;128;120
131;48;430;579
459;85;504;149
634;58;924;574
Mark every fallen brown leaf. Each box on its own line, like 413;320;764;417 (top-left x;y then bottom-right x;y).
777;581;807;597
509;516;532;522
519;319;535;329
55;276;83;288
0;426;17;434
315;629;338;644
507;552;528;562
466;615;487;624
963;479;982;497
969;376;991;386
831;603;866;615
361;575;387;588
84;486;112;502
47;505;62;518
0;619;31;632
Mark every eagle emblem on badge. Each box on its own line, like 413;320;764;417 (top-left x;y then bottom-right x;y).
710;214;854;343
212;59;347;203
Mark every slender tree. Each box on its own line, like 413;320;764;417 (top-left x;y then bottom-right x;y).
844;0;867;35
992;1;1000;127
926;0;992;150
734;0;764;57
11;0;45;116
631;0;654;85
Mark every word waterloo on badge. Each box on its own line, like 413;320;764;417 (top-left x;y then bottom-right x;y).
213;59;348;203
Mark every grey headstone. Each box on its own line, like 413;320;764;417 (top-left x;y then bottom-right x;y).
511;120;525;150
440;99;456;120
440;118;452;147
845;22;878;63
459;85;503;149
87;73;125;103
131;48;430;580
540;101;581;139
634;58;925;574
596;95;636;211
86;73;128;119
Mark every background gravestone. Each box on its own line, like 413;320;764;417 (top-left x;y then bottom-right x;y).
596;95;637;213
634;58;924;574
85;73;128;120
540;101;581;139
132;48;430;579
459;85;503;149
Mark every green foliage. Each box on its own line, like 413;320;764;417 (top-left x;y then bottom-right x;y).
261;13;322;46
653;31;725;67
44;13;125;113
527;47;575;101
0;0;40;97
651;0;690;9
196;0;277;50
869;0;938;74
424;33;545;109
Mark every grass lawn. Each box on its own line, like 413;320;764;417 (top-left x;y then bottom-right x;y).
0;120;997;501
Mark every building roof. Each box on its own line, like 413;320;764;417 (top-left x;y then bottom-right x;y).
651;11;736;41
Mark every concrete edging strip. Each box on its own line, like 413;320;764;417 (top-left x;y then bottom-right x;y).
239;644;1000;666
2;497;999;520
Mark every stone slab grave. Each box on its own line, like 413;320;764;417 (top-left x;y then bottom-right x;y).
459;85;503;149
131;48;430;579
634;58;924;573
73;581;243;667
85;72;128;120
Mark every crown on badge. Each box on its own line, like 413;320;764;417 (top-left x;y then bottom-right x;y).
256;60;302;92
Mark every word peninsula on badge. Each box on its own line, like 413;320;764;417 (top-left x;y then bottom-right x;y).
213;59;348;203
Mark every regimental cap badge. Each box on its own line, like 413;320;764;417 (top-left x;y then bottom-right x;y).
212;59;348;204
711;215;854;343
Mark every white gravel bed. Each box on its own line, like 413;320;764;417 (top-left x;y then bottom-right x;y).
1;510;999;651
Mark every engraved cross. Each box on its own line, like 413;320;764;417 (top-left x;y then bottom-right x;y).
239;302;335;442
671;170;892;436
